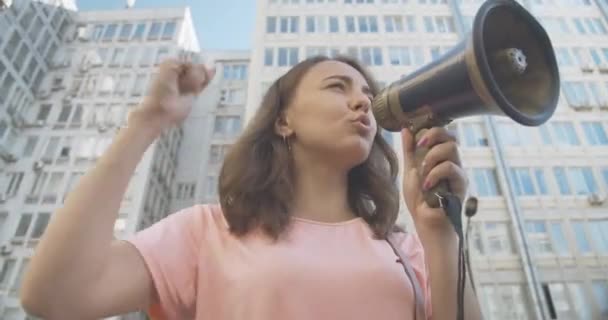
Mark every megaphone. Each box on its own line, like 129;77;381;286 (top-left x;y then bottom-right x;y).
372;0;560;208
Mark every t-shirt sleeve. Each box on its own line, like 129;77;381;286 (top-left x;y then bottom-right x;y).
125;206;202;319
400;232;433;319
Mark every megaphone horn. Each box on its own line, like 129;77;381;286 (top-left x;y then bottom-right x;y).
372;0;560;208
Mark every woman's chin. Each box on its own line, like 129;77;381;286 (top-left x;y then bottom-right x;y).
333;141;373;167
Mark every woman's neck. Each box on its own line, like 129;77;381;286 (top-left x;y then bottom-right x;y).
290;156;355;223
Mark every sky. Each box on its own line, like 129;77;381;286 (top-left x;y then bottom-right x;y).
76;0;256;50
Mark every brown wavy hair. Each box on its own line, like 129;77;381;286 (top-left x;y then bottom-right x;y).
218;55;400;240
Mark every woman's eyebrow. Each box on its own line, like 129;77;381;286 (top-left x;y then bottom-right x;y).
322;75;371;94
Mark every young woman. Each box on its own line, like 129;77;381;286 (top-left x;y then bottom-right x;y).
20;55;482;320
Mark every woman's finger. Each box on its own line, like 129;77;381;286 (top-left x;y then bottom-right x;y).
416;126;458;149
421;141;461;178
422;160;468;200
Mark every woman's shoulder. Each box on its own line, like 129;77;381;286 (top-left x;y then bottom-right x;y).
171;203;229;234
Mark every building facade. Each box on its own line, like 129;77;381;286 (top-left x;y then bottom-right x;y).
170;50;249;214
0;1;250;319
245;0;608;319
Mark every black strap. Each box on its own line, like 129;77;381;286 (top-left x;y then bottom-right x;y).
439;194;466;320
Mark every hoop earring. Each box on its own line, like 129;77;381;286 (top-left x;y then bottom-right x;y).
283;134;291;151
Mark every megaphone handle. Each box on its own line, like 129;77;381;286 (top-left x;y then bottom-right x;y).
413;128;451;209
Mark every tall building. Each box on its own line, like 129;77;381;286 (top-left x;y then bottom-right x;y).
171;49;249;214
246;0;608;319
0;1;249;319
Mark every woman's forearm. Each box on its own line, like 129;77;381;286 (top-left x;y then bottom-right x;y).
416;225;483;320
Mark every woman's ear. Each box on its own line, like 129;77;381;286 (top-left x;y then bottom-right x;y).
274;112;294;138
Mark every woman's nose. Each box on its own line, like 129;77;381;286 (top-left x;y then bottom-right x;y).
350;92;371;113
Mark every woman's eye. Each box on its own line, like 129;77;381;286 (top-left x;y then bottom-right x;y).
329;83;345;90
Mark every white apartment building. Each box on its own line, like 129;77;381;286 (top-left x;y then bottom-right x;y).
171;49;250;213
0;1;251;319
246;0;608;319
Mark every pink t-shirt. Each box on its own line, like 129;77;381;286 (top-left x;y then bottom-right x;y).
126;204;432;320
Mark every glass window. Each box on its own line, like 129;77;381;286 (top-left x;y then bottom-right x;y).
497;123;521;146
132;74;147;96
290;17;299;33
551;122;579;146
511;168;536;196
329;16;339;32
471;168;501;197
423;16;434;32
36;104;52;122
278;47;299;66
592;281;608;316
140;48;154;66
568;167;598;195
214;116;241;135
405;15;416;32
306;16;315;32
470;222;484;255
119;23;133;41
31;213;50;238
14;213;33;237
534;168;549;195
22;136;38;158
481;284;530;319
206;176;218;197
109;48;125;66
264;48;274;66
486;222;515;255
389;47;410;66
549;221;569;256
132;23;146;40
162;21;176;39
123;47;138;67
573;18;586;34
553;167;570;195
279;17;289;33
278;48;289;66
0;259;16;290
555;48;573;67
372;47;383;66
345;16;355;33
29;16;44;42
0;73;14;103
103;24;117;41
155;47;169;65
526;221;553;254
57;105;71;123
42;137;60;161
563;81;591;108
582;122;608;145
463;123;487;147
571;221;592;253
148;22;162;40
588;220;608;254
13;43;29;72
567;282;592;320
548;283;572;318
19;3;36;30
369;16;378;32
267;17;277;33
10;258;29;296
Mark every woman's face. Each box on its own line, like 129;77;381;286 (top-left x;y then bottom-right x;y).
283;60;377;169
